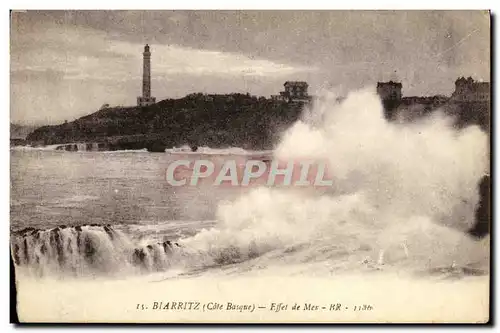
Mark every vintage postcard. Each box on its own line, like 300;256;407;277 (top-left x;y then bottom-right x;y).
10;10;490;323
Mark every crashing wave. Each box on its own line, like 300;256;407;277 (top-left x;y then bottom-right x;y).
11;225;181;277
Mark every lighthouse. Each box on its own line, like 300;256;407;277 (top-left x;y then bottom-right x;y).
137;44;156;106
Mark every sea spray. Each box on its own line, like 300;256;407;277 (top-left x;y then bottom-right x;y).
180;88;489;272
276;88;487;228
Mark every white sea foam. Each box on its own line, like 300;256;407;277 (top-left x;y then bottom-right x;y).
10;144;61;151
179;88;489;271
166;145;273;156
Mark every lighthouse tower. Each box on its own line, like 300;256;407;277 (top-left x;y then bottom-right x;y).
137;44;156;106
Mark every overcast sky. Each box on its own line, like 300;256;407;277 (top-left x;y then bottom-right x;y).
11;10;490;125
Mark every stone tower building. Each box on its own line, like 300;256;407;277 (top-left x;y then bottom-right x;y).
451;77;490;102
137;44;156;107
377;81;402;120
376;81;402;101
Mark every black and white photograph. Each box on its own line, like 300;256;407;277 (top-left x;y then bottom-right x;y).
9;10;491;323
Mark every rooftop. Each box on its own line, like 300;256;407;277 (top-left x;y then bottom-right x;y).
284;81;308;87
377;81;402;87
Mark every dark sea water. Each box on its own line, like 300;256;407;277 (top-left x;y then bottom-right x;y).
10;150;238;237
10;149;264;277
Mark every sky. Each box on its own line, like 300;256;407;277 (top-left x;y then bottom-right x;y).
10;10;490;125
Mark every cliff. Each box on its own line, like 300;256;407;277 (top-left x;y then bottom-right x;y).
26;93;490;152
26;93;304;151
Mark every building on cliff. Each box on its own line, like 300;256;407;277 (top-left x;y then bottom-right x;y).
271;81;311;103
376;81;402;120
137;44;156;107
375;77;490;130
451;77;490;102
376;81;402;101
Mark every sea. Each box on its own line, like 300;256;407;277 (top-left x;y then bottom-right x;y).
10;89;491;322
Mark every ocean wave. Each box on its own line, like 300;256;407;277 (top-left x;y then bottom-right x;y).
11;224;182;277
10;144;61;151
102;149;149;153
175;89;489;276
